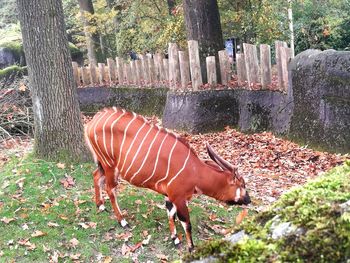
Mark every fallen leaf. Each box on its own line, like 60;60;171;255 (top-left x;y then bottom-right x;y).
47;222;59;227
129;242;143;252
156;254;168;261
103;256;113;263
21;224;29;230
235;208;248;225
60;175;75;189
70;253;81;260
56;163;65;169
135;199;142;205
121;244;130;256
1;217;15;224
31;230;47;237
69;238;79;248
19;83;27;91
115;231;133;241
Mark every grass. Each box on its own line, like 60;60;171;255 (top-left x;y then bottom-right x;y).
185;161;350;263
0;154;243;262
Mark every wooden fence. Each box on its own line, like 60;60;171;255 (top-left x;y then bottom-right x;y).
72;40;292;92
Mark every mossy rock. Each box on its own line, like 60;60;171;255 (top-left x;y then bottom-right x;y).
0;65;27;80
185;162;350;262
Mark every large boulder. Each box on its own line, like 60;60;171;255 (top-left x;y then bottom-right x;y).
0;47;16;69
289;49;350;153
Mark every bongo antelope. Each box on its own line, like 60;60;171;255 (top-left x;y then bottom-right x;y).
85;107;251;251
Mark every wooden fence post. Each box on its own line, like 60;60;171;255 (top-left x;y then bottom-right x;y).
218;50;230;85
243;43;260;88
236;53;247;83
148;58;156;86
116;57;124;85
107;58;116;83
280;47;292;92
81;67;91;86
163;59;169;84
72;62;80;86
206;56;217;86
140;55;149;85
168;43;181;89
98;63;106;84
89;63;98;84
135;60;142;86
179;51;190;89
275;40;288;90
260;44;272;88
188;40;202;91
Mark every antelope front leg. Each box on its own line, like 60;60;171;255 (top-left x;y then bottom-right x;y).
105;169;128;228
93;168;106;211
173;199;194;252
165;197;180;247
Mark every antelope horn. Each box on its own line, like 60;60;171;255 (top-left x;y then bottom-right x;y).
206;143;234;172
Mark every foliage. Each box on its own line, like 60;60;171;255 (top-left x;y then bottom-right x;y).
0;0;17;27
0;154;242;261
293;0;350;53
185;162;350;262
218;0;288;45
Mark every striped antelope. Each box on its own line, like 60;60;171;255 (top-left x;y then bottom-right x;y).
85;107;251;251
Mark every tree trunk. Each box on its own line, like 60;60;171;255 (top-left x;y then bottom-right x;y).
17;0;90;162
183;0;224;83
77;0;100;65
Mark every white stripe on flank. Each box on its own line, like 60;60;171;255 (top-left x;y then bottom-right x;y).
120;121;147;173
85;112;104;163
155;138;178;189
102;108;118;162
93;110;112;167
124;125;153;180
110;109;126;159
130;126;161;183
167;147;191;187
141;132;169;186
116;112;137;169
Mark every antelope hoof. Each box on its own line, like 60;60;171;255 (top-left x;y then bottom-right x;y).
120;219;129;228
98;204;106;212
173;237;181;248
188;246;194;253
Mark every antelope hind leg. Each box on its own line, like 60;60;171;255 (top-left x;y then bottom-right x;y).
93;167;106;211
165;197;181;247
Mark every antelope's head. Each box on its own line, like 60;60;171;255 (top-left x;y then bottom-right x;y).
206;143;251;206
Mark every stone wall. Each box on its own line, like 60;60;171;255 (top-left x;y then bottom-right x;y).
77;86;168;117
162;89;292;134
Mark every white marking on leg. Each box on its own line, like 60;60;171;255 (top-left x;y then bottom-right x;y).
120;122;147;173
168;204;177;218
120;219;128;227
130;127;161;183
124;125;153;179
102;108;118;162
116;113;137;169
155;138;178;189
235;188;241;202
167;147;191;187
141;133;169;185
98;176;105;201
174;238;180;245
110;109;126;159
180;221;187;232
98;204;106;211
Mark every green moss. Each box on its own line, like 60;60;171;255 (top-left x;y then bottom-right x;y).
187;163;350;262
0;65;26;79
